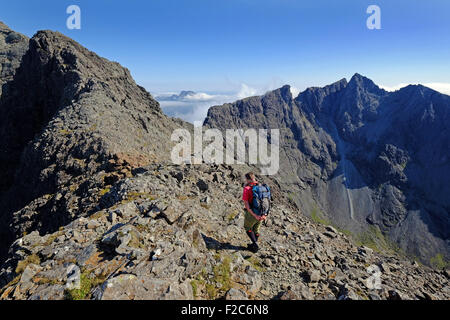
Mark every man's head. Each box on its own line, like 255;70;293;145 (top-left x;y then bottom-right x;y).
245;172;257;184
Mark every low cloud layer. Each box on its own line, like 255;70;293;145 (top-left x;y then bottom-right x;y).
381;82;450;95
155;84;266;124
155;83;304;124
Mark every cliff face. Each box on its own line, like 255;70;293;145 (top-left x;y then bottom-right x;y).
0;22;28;97
205;74;450;266
0;27;187;261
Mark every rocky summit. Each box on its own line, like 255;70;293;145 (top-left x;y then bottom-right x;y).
0;22;449;300
0;26;188;261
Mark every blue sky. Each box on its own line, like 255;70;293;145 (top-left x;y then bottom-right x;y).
2;0;450;121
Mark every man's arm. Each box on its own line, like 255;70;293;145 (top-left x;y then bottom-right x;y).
244;200;264;221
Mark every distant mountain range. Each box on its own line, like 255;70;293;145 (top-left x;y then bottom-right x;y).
156;91;198;101
205;74;450;266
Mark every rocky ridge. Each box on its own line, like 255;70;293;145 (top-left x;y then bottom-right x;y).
0;26;188;260
0;163;448;300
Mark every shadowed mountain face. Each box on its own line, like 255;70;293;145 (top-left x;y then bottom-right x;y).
204;74;450;265
0;26;187;261
0;22;28;97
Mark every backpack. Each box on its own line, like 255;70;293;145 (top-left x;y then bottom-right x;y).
251;183;271;216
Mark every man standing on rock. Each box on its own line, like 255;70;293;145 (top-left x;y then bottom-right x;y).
242;172;269;253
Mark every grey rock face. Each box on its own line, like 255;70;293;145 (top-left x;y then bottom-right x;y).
0;27;189;261
0;22;29;97
204;74;450;266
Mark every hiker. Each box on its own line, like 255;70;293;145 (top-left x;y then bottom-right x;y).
242;172;271;253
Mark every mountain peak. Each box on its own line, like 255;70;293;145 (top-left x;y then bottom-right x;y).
0;26;185;261
347;73;385;95
349;73;374;86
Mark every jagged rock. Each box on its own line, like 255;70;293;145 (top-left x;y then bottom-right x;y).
19;264;42;292
75;244;98;267
325;226;338;234
239;266;262;295
196;179;209;192
387;290;403;300
98;275;193;300
379;262;391;273
29;285;65;300
338;285;361;300
161;200;189;224
368;291;382;300
279;290;298;300
0;22;29;97
306;270;321;283
225;288;248;300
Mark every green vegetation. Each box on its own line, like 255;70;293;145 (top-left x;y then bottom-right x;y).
65;272;92;300
59;129;72;135
43;231;64;247
430;253;448;270
15;254;41;274
245;256;265;272
190;254;233;299
399;160;408;170
190;279;200;297
227;210;239;222
124;191;156;202
88;210;105;220
98;187;111;197
335;226;352;237
287;193;295;203
127;230;145;249
200;203;211;209
310;206;330;225
355;225;403;255
211;255;232;294
65;271;107;300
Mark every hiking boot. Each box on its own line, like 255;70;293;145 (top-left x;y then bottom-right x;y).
247;242;259;253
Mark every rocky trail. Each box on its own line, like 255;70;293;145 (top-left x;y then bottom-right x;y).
1;163;448;300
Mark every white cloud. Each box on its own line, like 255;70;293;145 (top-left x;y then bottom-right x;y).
183;92;217;101
236;83;258;99
290;86;300;99
381;82;450;95
156;83;264;124
156;82;307;124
